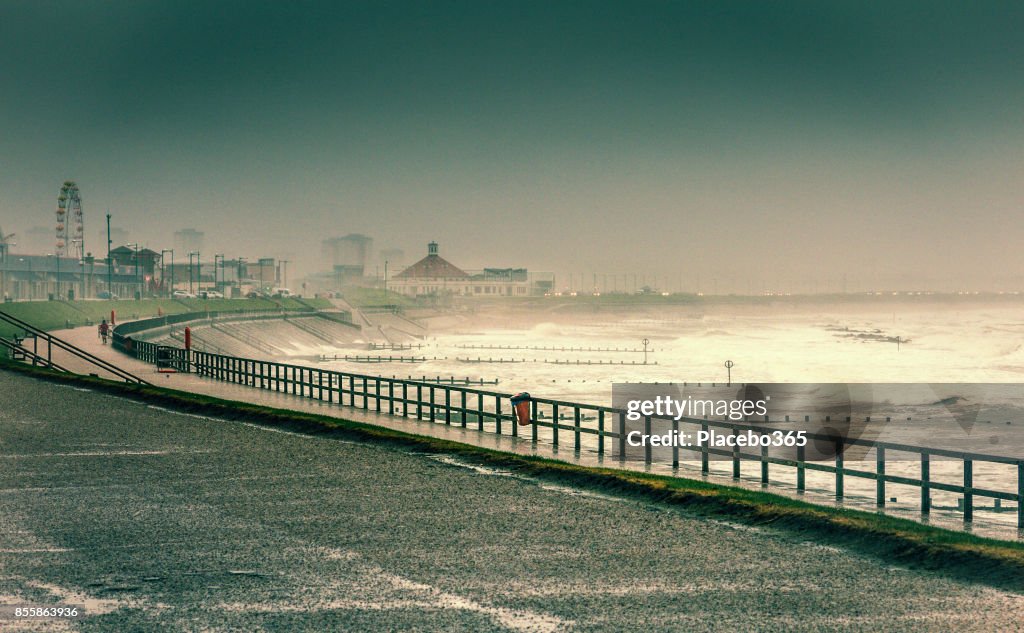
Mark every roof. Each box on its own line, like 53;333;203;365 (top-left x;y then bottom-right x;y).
394;254;469;279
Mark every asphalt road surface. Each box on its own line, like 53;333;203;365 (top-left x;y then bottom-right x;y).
1;369;1022;632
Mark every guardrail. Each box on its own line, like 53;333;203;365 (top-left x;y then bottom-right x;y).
112;311;1024;529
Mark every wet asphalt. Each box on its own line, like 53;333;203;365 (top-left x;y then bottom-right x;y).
1;369;1022;632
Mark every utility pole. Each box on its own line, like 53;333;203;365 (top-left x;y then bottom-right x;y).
106;212;112;296
161;249;173;296
214;254;223;289
188;251;197;294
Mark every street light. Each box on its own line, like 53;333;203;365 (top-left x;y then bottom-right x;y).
70;239;82;300
214;254;224;290
161;249;174;297
238;257;247;295
188;251;198;294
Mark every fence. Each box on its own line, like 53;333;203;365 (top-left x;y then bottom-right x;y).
112;313;1024;529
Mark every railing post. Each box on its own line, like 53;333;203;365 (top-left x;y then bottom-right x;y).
671;419;679;469
388;380;395;414
377;378;383;412
761;443;769;484
642;415;651;464
552;404;560;448
428;381;436;422
597;410;605;454
796;444;805;492
876;447;886;507
495;397;502;435
963;459;973;523
701;420;709;474
614;411;625;459
1017;461;1023;530
444;388;451;424
532;401;539;443
574;407;581;451
461;391;467;428
416;384;422;419
477;393;484;431
835;440;844;499
921;453;930;515
732;428;740;479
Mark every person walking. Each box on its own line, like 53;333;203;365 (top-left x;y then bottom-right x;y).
98;319;109;345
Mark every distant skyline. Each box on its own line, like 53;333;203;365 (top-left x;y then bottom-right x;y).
2;1;1023;291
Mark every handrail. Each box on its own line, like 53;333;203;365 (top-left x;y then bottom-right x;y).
0;311;150;385
0;336;74;373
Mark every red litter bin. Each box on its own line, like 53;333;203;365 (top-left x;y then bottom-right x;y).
511;392;532;426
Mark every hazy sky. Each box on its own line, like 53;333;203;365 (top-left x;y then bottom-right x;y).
2;1;1023;291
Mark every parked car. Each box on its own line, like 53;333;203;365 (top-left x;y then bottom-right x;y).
271;287;292;298
97;291;119;300
199;290;224;299
173;290;197;299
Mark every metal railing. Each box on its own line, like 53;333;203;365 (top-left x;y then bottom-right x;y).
112;312;1024;528
0;310;149;385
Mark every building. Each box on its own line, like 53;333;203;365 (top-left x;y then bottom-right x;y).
109;245;162;295
173;228;205;256
388;242;553;298
322;234;373;276
1;254;145;301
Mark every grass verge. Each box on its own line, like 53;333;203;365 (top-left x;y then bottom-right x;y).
0;297;332;339
3;359;1024;593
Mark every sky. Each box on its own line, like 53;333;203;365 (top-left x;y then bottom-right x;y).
1;1;1023;292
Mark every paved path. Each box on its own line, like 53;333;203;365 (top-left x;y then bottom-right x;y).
2;370;1024;631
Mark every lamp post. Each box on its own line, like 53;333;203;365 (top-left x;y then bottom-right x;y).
238;257;247;296
84;254;95;299
214;254;224;290
188;251;198;294
70;239;82;300
280;259;290;290
161;249;174;296
106;212;112;296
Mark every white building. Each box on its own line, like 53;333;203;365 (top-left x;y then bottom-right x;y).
388;242;552;297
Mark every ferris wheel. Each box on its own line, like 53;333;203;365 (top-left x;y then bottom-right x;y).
56;180;84;258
